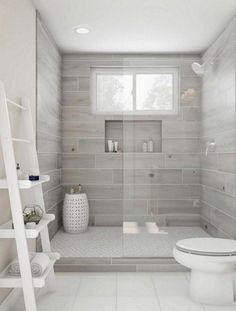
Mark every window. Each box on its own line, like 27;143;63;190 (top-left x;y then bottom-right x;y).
91;67;179;114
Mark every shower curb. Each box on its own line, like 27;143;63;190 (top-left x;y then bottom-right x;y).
55;257;188;272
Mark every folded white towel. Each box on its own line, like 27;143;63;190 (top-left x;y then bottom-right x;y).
8;253;50;277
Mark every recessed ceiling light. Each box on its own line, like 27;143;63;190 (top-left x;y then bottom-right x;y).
74;26;90;34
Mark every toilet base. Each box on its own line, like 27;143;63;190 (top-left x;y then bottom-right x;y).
190;270;235;305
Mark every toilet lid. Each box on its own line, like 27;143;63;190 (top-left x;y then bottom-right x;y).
176;238;236;256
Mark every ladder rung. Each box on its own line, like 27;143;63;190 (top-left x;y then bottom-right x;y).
0;214;55;239
0;175;50;189
0;252;60;288
12;138;30;143
7;99;26;110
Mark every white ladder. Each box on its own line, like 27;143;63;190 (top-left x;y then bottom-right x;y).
0;81;60;311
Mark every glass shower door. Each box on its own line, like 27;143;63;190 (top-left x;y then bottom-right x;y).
122;116;168;257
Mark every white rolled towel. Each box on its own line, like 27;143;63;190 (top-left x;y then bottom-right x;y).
8;254;34;276
31;253;50;277
8;253;50;277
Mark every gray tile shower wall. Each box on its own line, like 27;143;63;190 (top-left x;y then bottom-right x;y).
36;15;63;239
61;54;201;226
200;18;236;239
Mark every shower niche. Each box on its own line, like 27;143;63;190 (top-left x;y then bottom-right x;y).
105;120;162;153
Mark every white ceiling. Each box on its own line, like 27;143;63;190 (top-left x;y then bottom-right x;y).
32;0;236;54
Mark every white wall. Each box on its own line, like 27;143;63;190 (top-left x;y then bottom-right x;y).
0;0;36;303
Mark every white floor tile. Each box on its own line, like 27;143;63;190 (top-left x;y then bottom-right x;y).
204;305;236;311
117;272;153;278
36;293;75;311
9;272;236;311
72;296;116;311
152;272;188;278
78;272;117;278
11;293;75;311
77;276;116;297
52;275;81;296
117;276;156;297
159;297;205;311
117;297;161;311
153;274;205;311
153;274;189;296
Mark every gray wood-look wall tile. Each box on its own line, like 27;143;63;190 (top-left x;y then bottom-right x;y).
62;168;113;185
148;199;199;215
62;121;104;138
62;154;95;168
89;200;123;215
183;169;200;184
162;138;200;153
218;153;236;174
200;153;219;170
201;186;236;218
62;91;90;106
62;77;79;92
123;199;148;215
78;139;105;153
96;154;123;169
162;121;199;138
45;185;63;211
113;169;182;185
42;169;61;193
38;153;59;172
37;16;62;235
62;138;78;153
123;153;165;169
200;18;236;239
83;185;123;200
210;207;236;239
37;131;61;153
182;107;200;121
125;185;200;200
165;154;200;168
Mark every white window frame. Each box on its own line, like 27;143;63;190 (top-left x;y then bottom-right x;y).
91;67;179;115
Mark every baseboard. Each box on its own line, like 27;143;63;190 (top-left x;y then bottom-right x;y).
0;289;22;311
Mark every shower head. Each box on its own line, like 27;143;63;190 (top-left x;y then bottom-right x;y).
191;62;206;76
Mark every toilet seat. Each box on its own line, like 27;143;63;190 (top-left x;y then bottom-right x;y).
176;238;236;256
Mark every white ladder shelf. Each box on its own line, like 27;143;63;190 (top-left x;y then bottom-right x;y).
0;81;60;311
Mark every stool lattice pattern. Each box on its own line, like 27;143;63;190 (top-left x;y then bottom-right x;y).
63;193;89;233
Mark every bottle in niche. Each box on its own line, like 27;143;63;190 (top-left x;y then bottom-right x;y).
114;141;118;153
148;138;154;152
107;140;113;152
142;142;148;152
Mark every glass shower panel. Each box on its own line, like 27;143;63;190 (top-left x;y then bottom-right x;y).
122;115;166;257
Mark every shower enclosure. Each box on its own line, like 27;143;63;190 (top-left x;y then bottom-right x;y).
50;52;209;270
37;16;236;270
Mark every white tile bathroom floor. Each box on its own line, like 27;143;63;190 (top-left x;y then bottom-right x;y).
11;272;236;311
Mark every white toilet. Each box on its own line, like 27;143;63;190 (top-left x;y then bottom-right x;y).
173;238;236;305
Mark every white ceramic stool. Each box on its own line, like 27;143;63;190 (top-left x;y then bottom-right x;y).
63;193;89;233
